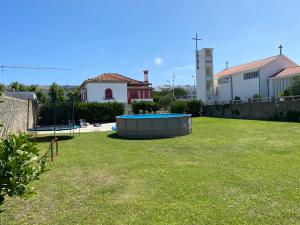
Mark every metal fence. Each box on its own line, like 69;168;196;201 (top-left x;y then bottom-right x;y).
218;95;300;105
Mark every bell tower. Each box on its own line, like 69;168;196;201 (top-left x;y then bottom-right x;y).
195;48;214;104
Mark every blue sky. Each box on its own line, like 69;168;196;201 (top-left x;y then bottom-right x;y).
1;0;300;86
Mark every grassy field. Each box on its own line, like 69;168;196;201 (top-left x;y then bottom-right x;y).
1;117;300;225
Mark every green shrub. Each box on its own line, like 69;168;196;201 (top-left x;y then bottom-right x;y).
0;133;44;204
285;111;300;122
38;102;124;125
158;94;175;109
150;101;160;113
186;100;204;116
78;102;124;123
232;109;240;115
131;101;159;114
280;88;292;97
170;101;188;114
253;94;262;100
234;96;241;101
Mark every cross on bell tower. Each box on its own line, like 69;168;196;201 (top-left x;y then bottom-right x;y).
192;33;202;69
279;44;283;55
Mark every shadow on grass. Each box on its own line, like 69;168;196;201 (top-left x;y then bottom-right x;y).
107;133;175;140
29;135;75;143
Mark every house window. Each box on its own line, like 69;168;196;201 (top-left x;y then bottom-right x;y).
244;71;259;80
105;88;113;99
131;90;138;99
218;77;229;84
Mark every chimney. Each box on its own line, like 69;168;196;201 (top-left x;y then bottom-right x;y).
143;70;149;83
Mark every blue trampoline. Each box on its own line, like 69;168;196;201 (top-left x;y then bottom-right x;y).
28;125;81;132
28;125;81;138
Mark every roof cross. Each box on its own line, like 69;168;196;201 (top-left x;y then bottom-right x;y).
279;45;283;55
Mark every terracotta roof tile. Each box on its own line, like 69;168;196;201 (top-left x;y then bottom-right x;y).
215;55;279;78
80;73;149;88
90;73;144;84
269;67;300;78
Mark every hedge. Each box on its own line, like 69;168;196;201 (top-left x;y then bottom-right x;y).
131;101;160;114
170;101;187;114
38;102;124;125
186;99;204;116
170;100;204;116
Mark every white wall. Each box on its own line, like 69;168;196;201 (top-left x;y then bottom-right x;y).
86;82;128;103
216;71;259;102
217;79;231;102
196;50;206;102
196;48;214;104
232;72;260;100
269;77;294;97
260;55;298;97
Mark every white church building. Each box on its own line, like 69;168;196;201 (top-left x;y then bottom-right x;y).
195;48;300;104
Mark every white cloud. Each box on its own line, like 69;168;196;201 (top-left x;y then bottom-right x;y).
154;57;163;66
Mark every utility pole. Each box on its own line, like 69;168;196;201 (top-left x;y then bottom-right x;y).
172;73;176;97
192;75;196;89
167;80;171;90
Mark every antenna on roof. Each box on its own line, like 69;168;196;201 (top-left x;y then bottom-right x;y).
225;61;229;69
279;45;283;55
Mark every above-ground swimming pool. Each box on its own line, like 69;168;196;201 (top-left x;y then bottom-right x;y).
116;114;192;139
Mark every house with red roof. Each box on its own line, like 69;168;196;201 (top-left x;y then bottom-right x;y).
80;70;153;103
214;54;300;102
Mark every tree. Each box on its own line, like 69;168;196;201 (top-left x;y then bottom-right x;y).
290;76;300;96
48;83;64;103
152;89;171;102
0;83;4;95
0;83;3;128
10;82;26;91
67;87;81;102
36;89;47;103
26;84;38;92
280;76;300;96
173;88;188;98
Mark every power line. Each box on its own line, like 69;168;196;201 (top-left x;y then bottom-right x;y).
0;65;72;70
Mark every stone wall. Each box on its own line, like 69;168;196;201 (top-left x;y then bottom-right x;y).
0;96;35;138
205;100;300;121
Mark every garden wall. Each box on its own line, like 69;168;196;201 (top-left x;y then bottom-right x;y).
0;96;35;138
205;101;300;121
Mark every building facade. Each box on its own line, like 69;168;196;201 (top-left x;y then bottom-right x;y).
80;71;153;103
195;48;300;104
215;54;299;103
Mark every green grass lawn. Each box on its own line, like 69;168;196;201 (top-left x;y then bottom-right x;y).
1;117;300;225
